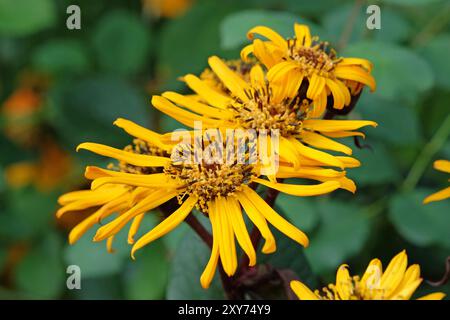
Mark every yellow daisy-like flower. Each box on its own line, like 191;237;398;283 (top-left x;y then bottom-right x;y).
241;23;376;117
152;55;376;175
423;160;450;204
57;117;356;289
290;250;445;300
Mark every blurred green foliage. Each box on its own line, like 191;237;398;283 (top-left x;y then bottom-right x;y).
0;0;449;299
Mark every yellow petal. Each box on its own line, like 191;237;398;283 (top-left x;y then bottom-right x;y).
334;65;376;91
434;159;450;173
216;197;238;276
290;138;344;169
226;197;256;266
377;250;408;299
254;178;341;197
131;195;198;256
77;142;170;167
236;191;276;254
128;213;145;244
290;280;319;300
335;265;353;300
339;57;373;72
322;130;366;139
307;74;326;100
242;186;309;247
326;79;346;109
247;26;288;51
106;236;115;253
240;44;254;62
303;119;378;132
253;39;278;69
417;292;446;300
201;201;220;289
184;74;231;109
423;186;450;204
208;56;250;102
301;131;353;155
294;23;312;47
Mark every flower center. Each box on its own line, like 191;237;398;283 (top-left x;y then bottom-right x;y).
287;39;337;78
164;145;255;213
232;88;307;137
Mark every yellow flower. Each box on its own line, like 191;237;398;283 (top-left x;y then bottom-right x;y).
152;55;376;179
290;250;445;300
241;23;376;117
57;117;356;289
423;160;450;204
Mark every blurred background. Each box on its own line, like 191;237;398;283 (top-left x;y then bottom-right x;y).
0;0;449;299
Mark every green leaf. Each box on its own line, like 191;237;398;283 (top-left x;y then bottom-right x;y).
0;0;56;36
0;247;6;274
344;41;434;104
157;1;240;90
31;39;89;76
48;76;150;148
419;34;450;90
275;193;319;233
91;10;152;75
389;189;450;248
348;142;401;186
167;215;225;299
380;0;443;5
69;276;122;300
0;187;58;240
123;242;169;299
15;232;64;299
358;94;421;146
63;228;126;279
305;199;370;274
220;10;321;50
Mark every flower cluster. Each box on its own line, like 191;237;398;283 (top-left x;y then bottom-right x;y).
56;22;444;299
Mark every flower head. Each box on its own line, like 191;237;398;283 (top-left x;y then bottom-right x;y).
423;160;450;204
152;55;376;175
56;117;358;289
241;23;376;117
290;250;445;300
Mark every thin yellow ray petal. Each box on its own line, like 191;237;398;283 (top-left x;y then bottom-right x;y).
307;74;326;100
208;56;250;102
322;130;366;139
279;137;301;169
301;131;353;155
162;91;231;119
417;292;446;300
303;119;378;132
247;26;288;50
423;186;450;204
253;39;278;69
227;197;256;266
326;79;345;109
250;64;266;89
434;160;450;173
294;23;312;47
236;191;276;254
336;79;351;106
113;118;171;152
77;143;170;167
216;197;238;276
184;74;231;109
310;89;327;118
240;44;254;62
201;201;220;289
336;265;352;300
334;65;376;91
131;195;198;256
254;178;341;197
290;281;319;300
128;213;145;244
376;250;408;299
339;57;373;72
290;138;344;169
94;190;178;241
106;236;115;253
360;258;383;293
242;186;309;247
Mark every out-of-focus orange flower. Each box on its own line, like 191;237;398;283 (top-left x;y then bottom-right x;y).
142;0;194;18
5;139;72;191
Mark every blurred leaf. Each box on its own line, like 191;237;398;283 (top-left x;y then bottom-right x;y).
69;275;122;300
344;41;434;104
348;141;400;186
15;232;64;299
157;1;239;90
275;193;319;233
419;34;450;90
48;76;150;148
32;39;90;76
63;228;126;279
167;215;224;299
0;0;56;36
123;242;169;299
305;199;370;274
284;0;345;14
381;0;443;5
91;10;152;76
0;247;6;273
220;10;321;50
358;94;421;146
389;189;450;248
0;187;58;240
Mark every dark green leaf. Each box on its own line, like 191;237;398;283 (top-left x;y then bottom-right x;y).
15;232;64;299
91;10;152;75
389;189;450;248
0;0;56;36
419;34;450;90
275;193;319;233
